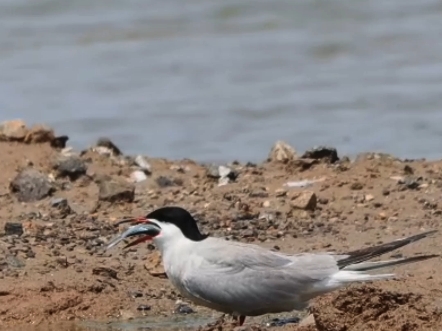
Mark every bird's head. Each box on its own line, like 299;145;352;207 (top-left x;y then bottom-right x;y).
106;206;208;252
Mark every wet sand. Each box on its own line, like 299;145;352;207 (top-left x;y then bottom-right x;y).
0;119;441;331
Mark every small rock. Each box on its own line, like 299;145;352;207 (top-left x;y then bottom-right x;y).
130;170;147;183
10;168;55;202
174;301;195;314
403;177;421;190
24;124;55;144
4;222;24;236
0;119;28;141
6;255;25;268
92;267;118;280
136;305;151;312
206;164;221;178
365;194;374;202
50;198;72;218
144;251;166;278
54;155;87;181
403;165;414;175
96;137;122;156
134;155;152;173
97;176;135;203
155;176;177;188
350;182;364;190
302;146;339;163
128;291;143;298
268;140;297;163
290;191;317;211
50;135;69;149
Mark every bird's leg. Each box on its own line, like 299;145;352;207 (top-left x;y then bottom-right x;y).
238;315;246;326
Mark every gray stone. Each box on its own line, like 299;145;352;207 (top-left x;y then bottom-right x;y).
4;222;23;236
54;155;87;180
97;176;135;203
10;168;54;202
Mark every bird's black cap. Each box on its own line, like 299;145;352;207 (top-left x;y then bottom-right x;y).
146;206;208;241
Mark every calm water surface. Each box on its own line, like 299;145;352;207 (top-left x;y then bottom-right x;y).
1;0;442;163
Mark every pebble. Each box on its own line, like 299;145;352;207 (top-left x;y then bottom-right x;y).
4;222;24;236
10;168;55;202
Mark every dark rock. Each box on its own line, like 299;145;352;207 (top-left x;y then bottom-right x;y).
403;165;414;175
54;155;87;180
267;317;300;327
50;135;69;149
10;168;55;202
350;182;364;190
155;176;183;188
136;305;151;311
128;291;143;298
97;175;135;203
4;222;23;236
96;137;122;156
302;146;339;163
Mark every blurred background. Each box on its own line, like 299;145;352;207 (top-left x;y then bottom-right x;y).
1;0;442;162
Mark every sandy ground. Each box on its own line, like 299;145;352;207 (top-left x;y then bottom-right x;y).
0;120;442;331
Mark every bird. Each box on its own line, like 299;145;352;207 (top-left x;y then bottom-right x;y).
106;206;439;326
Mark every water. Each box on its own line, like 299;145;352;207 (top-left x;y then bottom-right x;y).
1;0;442;163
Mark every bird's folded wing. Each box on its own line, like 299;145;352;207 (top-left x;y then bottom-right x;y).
181;241;339;313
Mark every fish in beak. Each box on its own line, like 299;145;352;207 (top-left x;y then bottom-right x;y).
106;218;161;250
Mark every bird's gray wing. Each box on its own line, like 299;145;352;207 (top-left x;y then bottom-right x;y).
181;239;339;315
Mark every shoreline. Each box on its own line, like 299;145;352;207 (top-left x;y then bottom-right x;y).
0;119;441;331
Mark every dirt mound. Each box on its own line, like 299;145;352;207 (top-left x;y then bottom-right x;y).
310;285;442;331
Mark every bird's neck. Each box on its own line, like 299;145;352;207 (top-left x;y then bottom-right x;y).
153;233;192;256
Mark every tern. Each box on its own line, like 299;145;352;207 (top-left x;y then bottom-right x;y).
106;206;438;326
